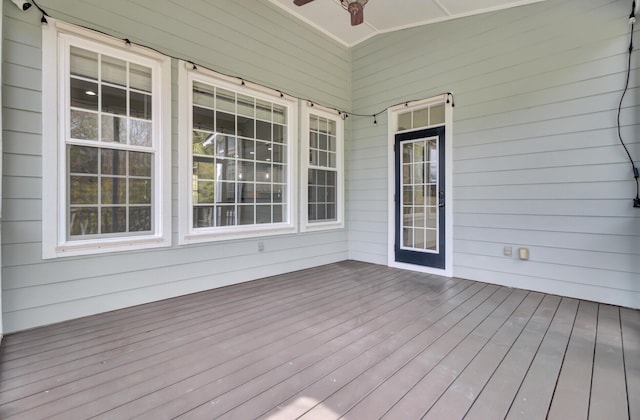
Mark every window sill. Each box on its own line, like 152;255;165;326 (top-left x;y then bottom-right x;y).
301;221;345;233
179;224;297;245
44;235;170;259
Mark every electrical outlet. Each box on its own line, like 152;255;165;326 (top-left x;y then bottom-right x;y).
518;247;530;260
503;246;512;257
258;242;264;252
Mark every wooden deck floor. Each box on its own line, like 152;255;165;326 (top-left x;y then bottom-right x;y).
0;261;638;419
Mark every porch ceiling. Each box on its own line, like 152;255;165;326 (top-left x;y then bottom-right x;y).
268;0;546;46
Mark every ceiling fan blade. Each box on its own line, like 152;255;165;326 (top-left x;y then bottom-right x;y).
348;3;364;26
293;0;315;6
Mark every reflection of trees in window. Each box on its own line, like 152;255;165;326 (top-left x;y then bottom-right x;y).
190;81;288;229
68;145;152;238
67;46;155;239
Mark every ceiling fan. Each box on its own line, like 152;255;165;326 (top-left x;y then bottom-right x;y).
293;0;369;26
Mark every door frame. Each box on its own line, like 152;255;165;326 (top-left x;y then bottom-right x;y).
387;95;453;277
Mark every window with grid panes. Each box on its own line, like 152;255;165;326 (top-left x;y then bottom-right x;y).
68;46;154;237
42;21;171;258
179;64;297;243
301;105;344;231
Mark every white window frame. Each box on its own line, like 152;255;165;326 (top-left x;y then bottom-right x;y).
42;19;172;259
178;62;298;244
387;95;453;277
300;103;344;232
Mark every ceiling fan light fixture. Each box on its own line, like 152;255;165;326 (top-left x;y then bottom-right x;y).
341;0;368;26
294;0;369;26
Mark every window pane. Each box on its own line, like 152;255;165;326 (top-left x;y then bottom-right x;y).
130;119;152;147
219;159;236;181
328;152;336;168
256;183;271;203
101;207;127;233
238;138;254;160
255;141;270;162
70;78;98;110
102;115;127;143
69;208;98;236
238;183;254;203
101;177;126;204
256;120;270;141
319;133;328;150
326;171;336;186
256;100;271;120
130;63;152;92
196;181;214;204
237;94;254;117
403;228;413;247
256;205;271;224
237;116;254;138
272;144;285;164
426;228;437;250
238;205;254;225
217;182;236;203
194;159;215;180
193;131;215;156
273;105;286;124
273;184;284;203
237;161;254;182
216;89;235;113
398;112;411;131
193;106;215;131
69;146;98;174
430;104;445;125
130;92;152;120
216;135;236;158
413;108;428;128
317;204;326;220
320;151;329;167
256;163;271;182
194;206;214;228
326;204;336;220
100;149;126;175
129;179;151;204
193;82;215;108
102;55;127;86
129;152;152;177
70;110;98;141
273;205;284;223
70;176;98;204
217;205;235;226
70;47;98;80
273;124;285;143
217;111;235;135
102;85;127;115
129;207;151;232
272;164;284;183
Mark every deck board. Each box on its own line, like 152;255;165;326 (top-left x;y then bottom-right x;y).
423;292;544;419
589;304;628;420
0;261;637;420
506;298;578;419
621;308;640;420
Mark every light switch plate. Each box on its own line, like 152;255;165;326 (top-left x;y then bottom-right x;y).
518;247;529;260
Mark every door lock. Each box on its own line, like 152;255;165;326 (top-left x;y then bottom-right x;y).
439;190;445;207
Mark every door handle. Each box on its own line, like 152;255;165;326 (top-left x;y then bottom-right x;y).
439;190;445;207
